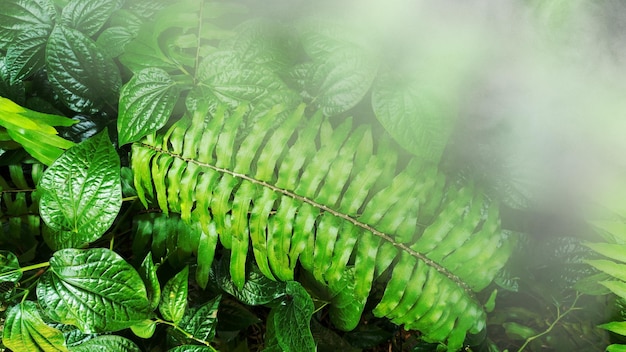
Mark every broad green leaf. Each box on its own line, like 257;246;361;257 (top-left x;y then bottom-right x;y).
0;0;56;48
46;25;121;113
38;130;121;249
268;281;315;352
372;72;456;163
5;26;50;83
601;280;626;300
118;67;180;145
196;51;290;108
0;250;22;282
36;248;152;333
160;265;189;324
216;260;286;306
140;253;161;310
130;319;157;339
178;295;221;343
69;335;141;352
3;301;69;352
215;299;261;331
608;344;626;352
119;24;179;73
600;321;626;336
168;346;214;352
60;0;123;37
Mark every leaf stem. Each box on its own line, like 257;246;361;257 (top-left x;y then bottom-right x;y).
155;318;218;350
517;292;583;352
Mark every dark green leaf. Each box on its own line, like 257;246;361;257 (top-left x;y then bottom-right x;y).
168;346;214;352
38;130;121;249
269;281;315;352
216;260;286;306
0;250;21;282
2;301;69;352
0;0;55;48
5;26;50;83
117;67;181;145
36;248;152;333
60;0;123;37
160;265;189;324
0;56;26;104
179;295;221;343
69;335;141;352
46;25;121;113
140;252;161;310
216;299;261;331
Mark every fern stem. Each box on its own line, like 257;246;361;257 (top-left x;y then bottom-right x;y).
139;143;476;299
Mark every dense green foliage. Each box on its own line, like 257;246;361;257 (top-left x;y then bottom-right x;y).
0;0;624;351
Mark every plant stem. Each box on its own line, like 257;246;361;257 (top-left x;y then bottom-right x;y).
517;292;583;352
155;318;218;351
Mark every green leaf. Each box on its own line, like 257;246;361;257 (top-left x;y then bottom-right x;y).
38;130;121;249
5;26;50;83
216;260;286;306
140;253;161;310
372;71;456;163
585;242;626;263
130;319;157;339
46;25;121;113
585;259;626;282
60;0;123;37
96;26;135;58
3;301;69;352
608;344;626;352
268;281;315;352
118;23;180;73
118;67;181;145
0;0;56;48
215;299;261;331
178;296;221;343
160;265;189;324
69;335;141;352
36;248;152;333
168;346;214;352
0;56;26;104
0;250;22;282
600;321;626;336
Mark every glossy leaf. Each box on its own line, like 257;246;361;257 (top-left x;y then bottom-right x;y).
118;67;180;145
140;252;161;310
60;0;123;37
46;25;121;113
96;26;135;58
118;24;179;73
0;56;26;104
130;319;157;339
216;261;286;306
3;301;69;352
178;295;221;343
36;248;152;333
0;0;56;47
69;335;141;352
0;250;22;282
160;265;189;324
267;281;315;352
38;130;121;249
5;26;50;83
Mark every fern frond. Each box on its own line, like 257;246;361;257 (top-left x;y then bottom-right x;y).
131;103;512;350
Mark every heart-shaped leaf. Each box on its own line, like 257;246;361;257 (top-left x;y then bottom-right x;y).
0;0;56;47
46;25;121;113
36;248;152;333
38;130;121;249
60;0;124;37
266;281;315;352
3;301;69;352
5;26;50;83
178;295;221;343
159;265;189;324
117;67;180;145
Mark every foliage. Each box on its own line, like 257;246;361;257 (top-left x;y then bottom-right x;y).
0;0;623;352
